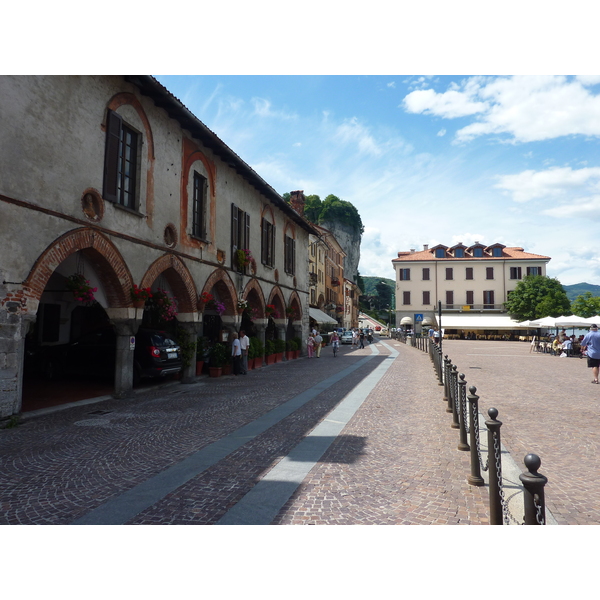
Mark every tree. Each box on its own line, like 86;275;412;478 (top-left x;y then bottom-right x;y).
571;291;600;318
375;280;392;310
504;275;571;321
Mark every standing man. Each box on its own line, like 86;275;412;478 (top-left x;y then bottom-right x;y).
581;324;600;383
239;329;249;374
314;331;323;358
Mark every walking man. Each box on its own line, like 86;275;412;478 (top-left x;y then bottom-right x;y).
581;324;600;383
314;331;323;358
239;329;249;374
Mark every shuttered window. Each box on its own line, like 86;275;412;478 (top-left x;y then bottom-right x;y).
231;203;250;271
284;235;296;275
423;291;430;305
103;109;138;209
261;218;275;267
192;172;206;239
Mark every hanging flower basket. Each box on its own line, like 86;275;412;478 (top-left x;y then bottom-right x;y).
147;288;178;322
265;304;279;319
130;285;152;307
243;306;258;321
331;278;341;286
198;291;213;311
66;273;97;304
206;299;226;315
235;248;253;270
285;306;296;319
237;298;248;313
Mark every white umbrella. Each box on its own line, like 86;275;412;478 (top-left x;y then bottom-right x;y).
529;316;559;327
554;315;595;327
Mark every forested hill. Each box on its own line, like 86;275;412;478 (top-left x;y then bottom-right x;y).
362;277;394;295
564;282;600;302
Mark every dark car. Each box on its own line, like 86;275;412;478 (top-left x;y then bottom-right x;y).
35;327;182;383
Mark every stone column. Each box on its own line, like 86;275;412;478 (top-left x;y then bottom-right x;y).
253;319;267;366
293;322;305;356
177;313;202;384
106;308;141;400
273;318;287;359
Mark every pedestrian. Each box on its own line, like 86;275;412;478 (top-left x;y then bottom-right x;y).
331;330;340;356
359;329;365;349
307;333;315;358
581;324;600;383
433;328;440;344
314;331;323;357
428;326;435;340
231;332;242;375
239;329;249;374
352;329;358;348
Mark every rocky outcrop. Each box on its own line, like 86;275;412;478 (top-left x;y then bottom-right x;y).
320;220;361;284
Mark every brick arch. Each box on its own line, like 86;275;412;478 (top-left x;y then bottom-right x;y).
139;254;197;313
199;268;237;316
286;290;302;317
241;278;267;317
106;92;156;226
261;203;276;223
267;286;286;316
24;227;133;309
283;220;297;239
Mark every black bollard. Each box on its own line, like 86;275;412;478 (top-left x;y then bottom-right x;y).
450;365;460;428
519;453;548;525
467;386;484;486
457;374;470;451
445;358;453;412
486;407;503;525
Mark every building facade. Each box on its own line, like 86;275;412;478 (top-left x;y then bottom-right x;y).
392;242;550;334
0;75;317;417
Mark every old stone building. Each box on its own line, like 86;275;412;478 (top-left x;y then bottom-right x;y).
0;75;317;417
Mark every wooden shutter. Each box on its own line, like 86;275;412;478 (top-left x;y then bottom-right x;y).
103;109;122;203
231;203;238;268
244;212;250;251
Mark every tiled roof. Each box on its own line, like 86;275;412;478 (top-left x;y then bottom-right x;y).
392;247;550;262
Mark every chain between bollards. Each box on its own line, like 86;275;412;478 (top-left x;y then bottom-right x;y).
457;374;470;451
519;453;548;525
467;386;485;486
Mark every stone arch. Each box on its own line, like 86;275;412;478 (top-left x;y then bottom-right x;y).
199;268;237;316
267;286;286;317
241;278;267;317
286;290;302;319
139;254;198;313
23;227;133;311
105;92;156;226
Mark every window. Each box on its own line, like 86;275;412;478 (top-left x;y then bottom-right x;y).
403;291;411;305
261;217;275;267
486;267;494;280
423;291;430;305
103;109;139;209
510;266;522;280
466;291;474;306
446;291;454;308
284;234;295;275
483;290;495;308
446;268;453;280
399;268;410;281
466;267;474;280
527;266;542;276
455;248;464;258
435;248;445;258
422;268;430;280
492;247;502;257
473;247;483;257
192;172;206;239
231;203;250;271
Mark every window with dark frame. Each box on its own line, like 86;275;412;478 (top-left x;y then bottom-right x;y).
486;267;494;279
466;290;474;306
527;266;542;276
399;268;410;281
422;267;430;280
483;290;495;308
403;291;411;305
473;247;483;257
510;266;522;280
261;217;275;267
231;203;250;271
446;290;454;308
192;171;206;239
103;109;139;210
466;267;474;280
446;267;453;280
284;234;296;275
423;291;430;305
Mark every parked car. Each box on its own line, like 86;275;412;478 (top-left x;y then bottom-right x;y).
341;331;354;344
34;327;182;383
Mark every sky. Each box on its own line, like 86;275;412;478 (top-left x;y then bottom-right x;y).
154;74;600;286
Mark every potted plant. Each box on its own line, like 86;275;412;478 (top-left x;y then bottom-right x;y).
286;339;298;360
208;343;228;377
264;339;276;365
250;337;263;368
195;336;209;376
198;291;213;312
176;326;197;371
236;298;248;314
274;338;286;362
147;288;178;323
293;337;302;359
206;297;226;315
265;304;279;319
285;306;297;320
235;248;253;271
130;284;152;308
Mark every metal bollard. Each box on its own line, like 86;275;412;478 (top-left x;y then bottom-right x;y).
519;453;548;525
450;365;460;429
486;407;503;525
467;386;484;486
457;374;470;451
443;356;451;405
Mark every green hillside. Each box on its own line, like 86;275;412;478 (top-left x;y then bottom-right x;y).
361;277;394;296
564;283;600;302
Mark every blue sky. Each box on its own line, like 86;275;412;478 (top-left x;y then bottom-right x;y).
155;74;600;286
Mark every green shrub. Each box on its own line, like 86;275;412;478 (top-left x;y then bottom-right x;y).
274;339;286;353
286;339;298;351
209;343;229;368
265;339;276;356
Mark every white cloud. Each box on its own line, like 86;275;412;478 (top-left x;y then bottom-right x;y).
495;166;600;202
251;97;297;120
542;195;600;219
402;75;600;144
334;117;382;156
437;129;446;137
387;81;396;88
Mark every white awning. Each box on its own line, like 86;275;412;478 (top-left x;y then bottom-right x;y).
400;317;413;325
439;315;531;329
309;308;338;325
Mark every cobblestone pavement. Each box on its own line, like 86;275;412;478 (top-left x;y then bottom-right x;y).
0;339;491;525
438;339;600;525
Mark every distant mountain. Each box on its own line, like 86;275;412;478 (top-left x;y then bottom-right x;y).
563;282;600;302
361;276;394;296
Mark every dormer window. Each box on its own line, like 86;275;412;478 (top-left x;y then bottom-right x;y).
435;248;445;258
455;248;464;258
492;247;502;257
473;247;483;257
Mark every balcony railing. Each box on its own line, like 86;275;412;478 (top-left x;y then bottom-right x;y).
442;304;505;312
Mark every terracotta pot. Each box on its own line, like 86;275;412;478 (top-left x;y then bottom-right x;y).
195;361;204;376
133;300;145;309
286;351;294;361
209;367;222;377
266;354;276;365
253;357;262;369
275;352;283;363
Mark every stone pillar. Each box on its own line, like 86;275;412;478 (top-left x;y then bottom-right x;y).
106;308;141;400
177;316;202;384
0;304;34;418
254;319;267;366
273;318;287;359
293;322;305;356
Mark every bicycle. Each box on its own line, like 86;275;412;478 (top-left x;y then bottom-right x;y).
332;341;339;357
